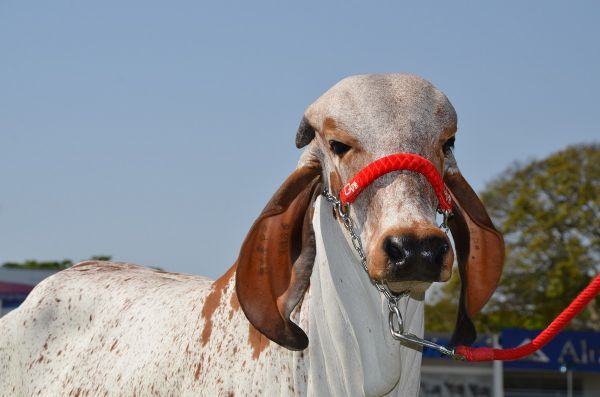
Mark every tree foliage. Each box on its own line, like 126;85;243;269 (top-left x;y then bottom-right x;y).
426;143;600;333
2;256;112;270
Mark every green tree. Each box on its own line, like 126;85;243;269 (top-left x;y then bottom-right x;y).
2;255;113;270
427;143;600;333
88;255;113;262
2;259;73;270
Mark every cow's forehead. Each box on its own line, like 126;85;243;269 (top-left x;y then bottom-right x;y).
305;74;457;152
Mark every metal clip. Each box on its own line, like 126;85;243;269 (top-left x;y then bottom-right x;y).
337;202;350;218
390;330;462;360
388;299;404;335
437;208;453;231
386;295;462;360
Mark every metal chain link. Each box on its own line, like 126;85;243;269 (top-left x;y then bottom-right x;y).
321;188;461;359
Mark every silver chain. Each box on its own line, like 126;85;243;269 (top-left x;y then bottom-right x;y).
321;189;397;300
321;188;461;360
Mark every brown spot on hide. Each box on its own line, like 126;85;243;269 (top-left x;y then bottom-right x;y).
200;265;235;346
248;323;269;360
323;117;336;131
435;104;447;118
194;361;202;381
230;291;240;311
200;290;221;346
228;292;240;320
110;340;118;351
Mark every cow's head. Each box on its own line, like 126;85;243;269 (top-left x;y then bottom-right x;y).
236;74;504;350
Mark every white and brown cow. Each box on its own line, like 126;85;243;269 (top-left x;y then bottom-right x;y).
0;74;504;397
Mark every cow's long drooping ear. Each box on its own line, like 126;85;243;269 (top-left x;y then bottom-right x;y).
445;164;505;347
235;164;322;350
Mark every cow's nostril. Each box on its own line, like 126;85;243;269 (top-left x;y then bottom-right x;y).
383;236;407;264
433;241;449;267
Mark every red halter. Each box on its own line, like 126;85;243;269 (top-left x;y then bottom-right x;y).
338;153;453;212
335;152;600;362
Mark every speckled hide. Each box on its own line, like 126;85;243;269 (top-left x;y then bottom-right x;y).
0;198;423;397
0;261;300;397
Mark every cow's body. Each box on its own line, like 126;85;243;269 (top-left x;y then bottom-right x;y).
0;198;424;397
1;74;505;397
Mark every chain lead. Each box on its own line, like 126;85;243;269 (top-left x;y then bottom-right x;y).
322;189;370;275
321;188;461;360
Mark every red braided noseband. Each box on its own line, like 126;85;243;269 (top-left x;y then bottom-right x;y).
338;153;453;212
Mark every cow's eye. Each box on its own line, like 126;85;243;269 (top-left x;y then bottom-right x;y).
443;137;455;154
329;140;351;156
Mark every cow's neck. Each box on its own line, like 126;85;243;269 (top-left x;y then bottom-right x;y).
302;196;424;397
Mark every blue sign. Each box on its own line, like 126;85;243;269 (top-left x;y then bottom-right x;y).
502;328;600;372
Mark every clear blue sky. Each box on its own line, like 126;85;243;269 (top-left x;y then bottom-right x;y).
1;1;598;279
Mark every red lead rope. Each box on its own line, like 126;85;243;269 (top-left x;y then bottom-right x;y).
339;153;453;212
456;274;600;361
